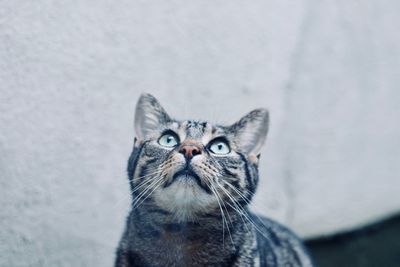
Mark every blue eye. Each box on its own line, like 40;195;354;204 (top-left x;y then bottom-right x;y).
209;140;230;155
158;133;179;147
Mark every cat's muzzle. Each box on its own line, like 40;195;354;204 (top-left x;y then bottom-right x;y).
164;167;211;194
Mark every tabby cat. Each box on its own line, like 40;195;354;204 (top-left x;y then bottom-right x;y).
115;93;313;267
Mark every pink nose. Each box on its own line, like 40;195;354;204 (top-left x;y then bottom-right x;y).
179;145;201;159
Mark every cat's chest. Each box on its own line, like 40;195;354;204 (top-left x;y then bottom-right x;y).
159;232;203;260
133;226;234;266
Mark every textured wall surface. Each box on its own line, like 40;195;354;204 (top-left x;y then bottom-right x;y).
1;1;400;266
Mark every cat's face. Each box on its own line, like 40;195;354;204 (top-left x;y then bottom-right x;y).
128;94;269;221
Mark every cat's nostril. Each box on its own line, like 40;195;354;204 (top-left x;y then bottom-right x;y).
192;147;200;156
179;145;201;159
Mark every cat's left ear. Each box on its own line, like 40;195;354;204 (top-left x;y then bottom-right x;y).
134;93;171;141
229;109;269;157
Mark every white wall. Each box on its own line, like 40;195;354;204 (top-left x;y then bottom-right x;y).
1;1;400;266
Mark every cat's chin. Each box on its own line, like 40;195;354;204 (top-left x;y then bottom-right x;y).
153;177;216;222
164;168;211;193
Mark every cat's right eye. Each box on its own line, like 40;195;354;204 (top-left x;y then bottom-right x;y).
158;132;179;147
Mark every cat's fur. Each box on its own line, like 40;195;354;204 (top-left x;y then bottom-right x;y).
115;93;313;267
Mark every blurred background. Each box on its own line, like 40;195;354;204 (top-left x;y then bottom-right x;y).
1;1;399;266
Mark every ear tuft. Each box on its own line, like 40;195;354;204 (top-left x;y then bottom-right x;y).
134;93;170;140
229;109;269;155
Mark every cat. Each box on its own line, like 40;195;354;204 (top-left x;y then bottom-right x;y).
115;93;313;267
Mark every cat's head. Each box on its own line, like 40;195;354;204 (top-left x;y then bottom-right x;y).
128;93;269;221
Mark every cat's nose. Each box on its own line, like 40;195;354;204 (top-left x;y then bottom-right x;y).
179;145;201;159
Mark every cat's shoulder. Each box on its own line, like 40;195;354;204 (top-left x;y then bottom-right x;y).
251;213;302;242
250;213;314;266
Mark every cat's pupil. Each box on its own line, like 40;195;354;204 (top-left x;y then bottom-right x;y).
218;144;223;150
167;137;172;143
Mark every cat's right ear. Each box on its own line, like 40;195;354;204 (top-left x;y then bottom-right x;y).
134;93;171;141
228;108;269;157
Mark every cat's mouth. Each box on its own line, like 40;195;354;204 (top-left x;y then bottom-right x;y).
164;167;211;193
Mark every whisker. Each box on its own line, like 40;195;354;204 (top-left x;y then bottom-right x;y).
131;176;165;210
221;180;272;239
203;173;229;247
204;172;234;247
112;161;170;187
110;168;166;209
130;174;162;195
217;182;273;242
130;161;178;196
215;182;251;233
209;185;228;247
110;161;179;211
109;177;160;210
131;175;165;209
129;162;179;210
212;184;235;245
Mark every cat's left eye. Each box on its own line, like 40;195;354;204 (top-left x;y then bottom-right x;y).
209;139;230;155
158;133;179;147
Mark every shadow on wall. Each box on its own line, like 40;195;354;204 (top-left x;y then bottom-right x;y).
305;214;400;267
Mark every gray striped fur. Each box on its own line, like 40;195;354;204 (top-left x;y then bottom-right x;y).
115;93;313;267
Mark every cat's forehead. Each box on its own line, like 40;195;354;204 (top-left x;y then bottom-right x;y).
169;119;226;140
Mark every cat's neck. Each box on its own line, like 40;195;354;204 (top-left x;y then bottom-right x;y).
130;201;249;234
123;199;255;266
